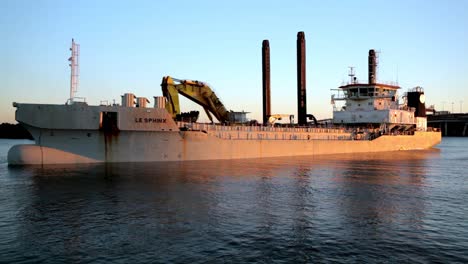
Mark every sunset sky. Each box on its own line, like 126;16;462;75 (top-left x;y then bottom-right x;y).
2;0;467;123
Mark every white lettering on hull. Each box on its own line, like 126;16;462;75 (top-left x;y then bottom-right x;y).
134;118;166;123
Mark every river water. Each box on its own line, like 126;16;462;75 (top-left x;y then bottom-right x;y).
0;138;467;263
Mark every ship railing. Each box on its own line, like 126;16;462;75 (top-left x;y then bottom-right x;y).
66;97;87;105
340;80;399;86
177;121;353;134
209;131;355;141
207;131;386;141
177;122;412;140
332;94;399;102
176;121;393;141
334;105;406;112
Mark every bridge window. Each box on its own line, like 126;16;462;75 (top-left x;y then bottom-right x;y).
361;88;368;96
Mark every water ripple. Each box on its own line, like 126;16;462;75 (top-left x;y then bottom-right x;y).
0;138;467;263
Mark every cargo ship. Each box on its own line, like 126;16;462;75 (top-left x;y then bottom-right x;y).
7;34;441;165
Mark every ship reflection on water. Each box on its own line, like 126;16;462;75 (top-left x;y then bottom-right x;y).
5;147;467;263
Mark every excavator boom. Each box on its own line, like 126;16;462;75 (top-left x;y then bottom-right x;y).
161;76;231;123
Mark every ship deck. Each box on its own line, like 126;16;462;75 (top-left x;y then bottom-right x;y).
176;122;436;141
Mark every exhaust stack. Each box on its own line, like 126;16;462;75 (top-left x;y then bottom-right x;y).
262;40;271;125
368;49;377;84
297;31;307;126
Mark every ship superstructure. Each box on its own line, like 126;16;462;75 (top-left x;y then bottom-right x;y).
332;50;427;134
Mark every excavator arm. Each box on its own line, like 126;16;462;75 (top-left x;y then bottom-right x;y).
161;76;231;123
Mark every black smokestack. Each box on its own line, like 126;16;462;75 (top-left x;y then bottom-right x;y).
407;91;427;117
297;31;307;126
262;40;271;125
368;49;377;84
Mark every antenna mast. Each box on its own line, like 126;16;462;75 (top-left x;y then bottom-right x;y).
68;38;80;103
348;66;356;84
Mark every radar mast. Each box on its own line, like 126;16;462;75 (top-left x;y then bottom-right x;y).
68;38;80;103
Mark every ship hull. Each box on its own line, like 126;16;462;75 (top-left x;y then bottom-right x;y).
8;129;441;165
8;103;441;165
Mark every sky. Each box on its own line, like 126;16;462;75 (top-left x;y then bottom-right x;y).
2;0;468;123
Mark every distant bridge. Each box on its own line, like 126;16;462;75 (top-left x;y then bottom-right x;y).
427;113;468;137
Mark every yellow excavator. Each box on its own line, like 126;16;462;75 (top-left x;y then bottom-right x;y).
161;76;232;123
